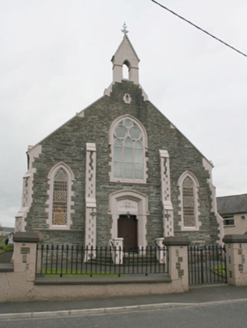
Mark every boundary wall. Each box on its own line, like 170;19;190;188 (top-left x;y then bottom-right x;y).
0;233;190;302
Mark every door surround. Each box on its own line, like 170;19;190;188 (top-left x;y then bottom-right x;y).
108;189;149;249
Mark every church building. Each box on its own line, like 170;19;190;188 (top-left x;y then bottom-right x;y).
15;29;223;248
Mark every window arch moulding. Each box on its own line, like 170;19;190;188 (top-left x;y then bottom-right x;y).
109;115;148;183
177;171;201;231
45;162;75;230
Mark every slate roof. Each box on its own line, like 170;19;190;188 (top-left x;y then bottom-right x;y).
217;194;247;215
0;227;14;235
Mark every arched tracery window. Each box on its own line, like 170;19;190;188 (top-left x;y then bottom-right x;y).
110;116;147;182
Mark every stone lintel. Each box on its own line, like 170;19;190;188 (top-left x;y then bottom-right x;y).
13;232;40;243
163;236;190;246
223;234;247;244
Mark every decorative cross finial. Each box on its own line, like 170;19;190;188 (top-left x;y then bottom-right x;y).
121;22;128;35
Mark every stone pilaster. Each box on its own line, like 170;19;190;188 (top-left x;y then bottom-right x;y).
15;145;42;232
85;143;97;259
155;237;166;264
163;236;190;291
159;150;174;237
110;238;123;265
13;232;40;281
223;235;247;286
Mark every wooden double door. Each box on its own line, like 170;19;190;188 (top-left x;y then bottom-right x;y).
118;215;137;251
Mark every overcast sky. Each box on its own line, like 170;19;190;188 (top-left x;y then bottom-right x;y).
1;0;246;228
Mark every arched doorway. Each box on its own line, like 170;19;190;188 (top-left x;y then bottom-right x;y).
109;189;149;249
118;215;137;250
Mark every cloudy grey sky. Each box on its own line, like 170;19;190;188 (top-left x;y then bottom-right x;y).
1;0;246;228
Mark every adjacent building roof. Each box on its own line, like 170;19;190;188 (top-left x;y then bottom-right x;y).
1;227;14;233
217;194;247;215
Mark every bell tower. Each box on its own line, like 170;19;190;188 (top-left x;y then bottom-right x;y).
111;23;140;84
104;24;148;100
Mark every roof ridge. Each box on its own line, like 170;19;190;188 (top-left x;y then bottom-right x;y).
217;194;247;199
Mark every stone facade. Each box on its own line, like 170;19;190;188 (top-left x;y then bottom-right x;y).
15;34;220;247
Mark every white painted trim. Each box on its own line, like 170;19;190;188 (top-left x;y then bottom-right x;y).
77;111;84;118
85;143;97;252
108;189;149;249
104;82;148;101
109;114;148;183
202;158;213;181
177;171;201;231
27;144;42;171
104;83;113;97
159;149;169;158
86;143;96;152
15;145;42;232
159;149;174;237
123;93;131;104
15;207;29;232
203;158;224;244
45;162;75;230
139;84;148;101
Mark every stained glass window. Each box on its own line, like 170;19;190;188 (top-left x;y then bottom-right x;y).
182;176;195;227
52;168;68;225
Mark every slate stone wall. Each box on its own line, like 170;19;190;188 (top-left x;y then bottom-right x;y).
25;81;219;245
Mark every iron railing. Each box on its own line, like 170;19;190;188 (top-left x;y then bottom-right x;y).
188;244;227;285
36;244;169;277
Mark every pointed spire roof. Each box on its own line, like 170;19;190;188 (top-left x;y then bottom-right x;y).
112;34;140;65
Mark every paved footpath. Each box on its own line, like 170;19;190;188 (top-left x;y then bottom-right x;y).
1;284;247;320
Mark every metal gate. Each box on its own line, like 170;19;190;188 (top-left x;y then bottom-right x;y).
188;245;227;285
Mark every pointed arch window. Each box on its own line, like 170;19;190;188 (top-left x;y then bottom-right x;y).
178;171;201;231
110;116;147;182
182;176;195;227
46;163;74;229
52;168;68;225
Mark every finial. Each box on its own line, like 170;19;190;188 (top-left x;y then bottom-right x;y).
121;22;128;35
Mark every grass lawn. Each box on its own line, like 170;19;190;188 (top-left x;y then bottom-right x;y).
42;268;125;277
0;243;13;254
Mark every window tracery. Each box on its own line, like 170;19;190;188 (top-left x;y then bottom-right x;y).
110;116;147;182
